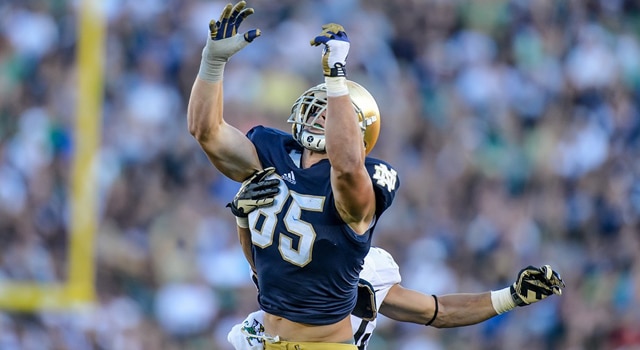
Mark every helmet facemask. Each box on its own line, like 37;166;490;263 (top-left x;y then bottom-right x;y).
288;81;380;154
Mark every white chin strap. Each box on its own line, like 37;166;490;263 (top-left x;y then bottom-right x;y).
299;130;326;152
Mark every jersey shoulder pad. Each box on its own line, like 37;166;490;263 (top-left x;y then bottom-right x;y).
365;157;399;194
360;247;401;290
364;157;399;215
246;126;297;167
246;126;290;146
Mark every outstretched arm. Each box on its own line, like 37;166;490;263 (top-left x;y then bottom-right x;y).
311;24;376;234
380;286;496;328
380;265;565;328
187;1;263;182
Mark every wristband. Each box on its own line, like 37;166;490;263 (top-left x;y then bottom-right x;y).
490;287;516;315
236;216;249;228
424;295;439;326
325;77;349;97
198;54;226;83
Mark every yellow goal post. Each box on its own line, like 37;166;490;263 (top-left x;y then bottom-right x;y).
0;0;105;311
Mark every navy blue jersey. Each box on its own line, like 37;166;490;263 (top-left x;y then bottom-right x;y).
245;126;399;325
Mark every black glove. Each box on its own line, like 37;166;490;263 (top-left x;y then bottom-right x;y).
226;167;280;217
510;264;565;306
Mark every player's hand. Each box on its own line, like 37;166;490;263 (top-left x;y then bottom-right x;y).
510;265;565;306
204;1;261;64
226;167;280;217
310;23;350;77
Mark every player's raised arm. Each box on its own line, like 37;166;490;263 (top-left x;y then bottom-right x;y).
187;1;263;181
310;24;376;233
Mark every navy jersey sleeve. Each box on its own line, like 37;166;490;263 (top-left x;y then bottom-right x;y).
246;125;283;150
365;157;400;218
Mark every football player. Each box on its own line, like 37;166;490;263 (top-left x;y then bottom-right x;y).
225;176;566;350
187;1;399;348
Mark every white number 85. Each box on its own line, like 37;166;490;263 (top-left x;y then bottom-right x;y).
249;184;325;267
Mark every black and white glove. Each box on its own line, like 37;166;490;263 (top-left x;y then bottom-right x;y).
510;264;565;306
226;167;280;218
198;1;261;82
310;23;350;78
491;264;565;314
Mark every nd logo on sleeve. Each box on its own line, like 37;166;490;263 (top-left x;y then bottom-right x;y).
373;164;397;192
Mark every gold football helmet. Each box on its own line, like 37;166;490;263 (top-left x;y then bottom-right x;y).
288;80;381;154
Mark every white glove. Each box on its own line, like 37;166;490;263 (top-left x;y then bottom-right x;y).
198;1;261;82
310;23;350;77
227;311;266;350
511;264;565;306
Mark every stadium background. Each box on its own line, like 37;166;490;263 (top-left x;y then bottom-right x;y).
1;0;639;349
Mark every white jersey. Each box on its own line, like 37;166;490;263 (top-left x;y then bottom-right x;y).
227;247;401;350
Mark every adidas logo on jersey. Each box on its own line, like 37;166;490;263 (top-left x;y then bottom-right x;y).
282;171;296;184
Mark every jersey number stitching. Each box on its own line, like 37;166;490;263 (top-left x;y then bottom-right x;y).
250;185;324;267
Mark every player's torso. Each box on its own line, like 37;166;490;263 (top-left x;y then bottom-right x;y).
249;159;368;289
246;126;372;325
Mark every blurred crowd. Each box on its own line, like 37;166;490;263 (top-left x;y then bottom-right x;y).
1;0;640;349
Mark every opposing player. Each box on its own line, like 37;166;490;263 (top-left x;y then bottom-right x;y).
225;175;566;350
187;1;399;348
